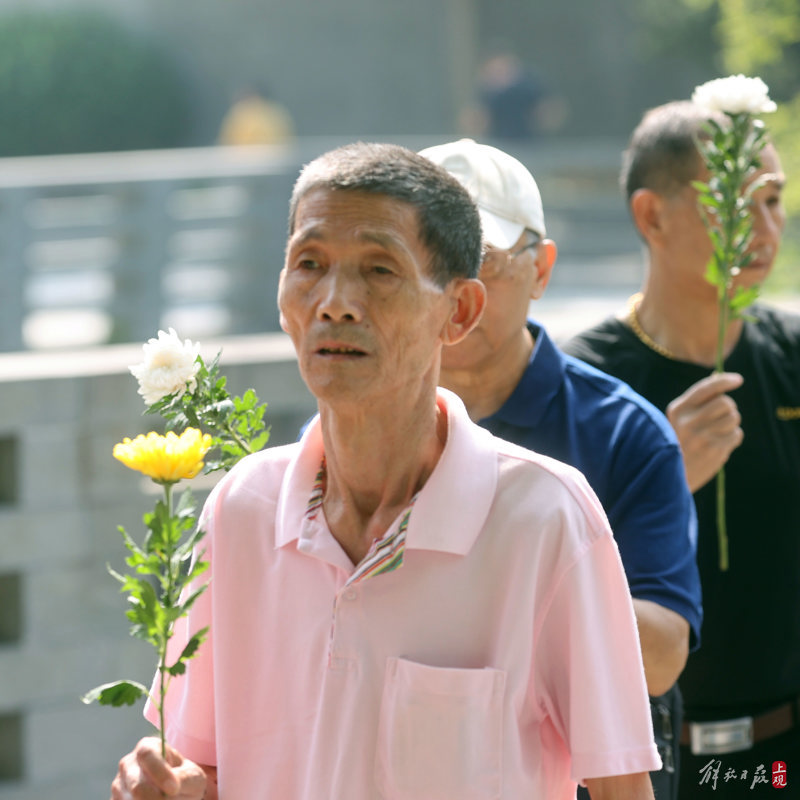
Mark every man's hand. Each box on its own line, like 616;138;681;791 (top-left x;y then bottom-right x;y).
666;372;744;493
110;737;211;800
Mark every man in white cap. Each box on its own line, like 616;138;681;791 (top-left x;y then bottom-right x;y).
422;139;702;800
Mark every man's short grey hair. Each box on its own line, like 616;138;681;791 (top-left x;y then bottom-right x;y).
621;100;729;202
288;142;483;286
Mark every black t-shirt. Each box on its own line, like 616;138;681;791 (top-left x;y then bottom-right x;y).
563;304;800;718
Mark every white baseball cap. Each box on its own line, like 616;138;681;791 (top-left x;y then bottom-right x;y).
419;138;546;249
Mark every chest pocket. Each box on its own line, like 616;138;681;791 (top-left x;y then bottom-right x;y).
375;657;505;800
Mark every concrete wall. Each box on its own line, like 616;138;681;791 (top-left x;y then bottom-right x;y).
0;334;316;799
0;0;464;146
0;0;716;148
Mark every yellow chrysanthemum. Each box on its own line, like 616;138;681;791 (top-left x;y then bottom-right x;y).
113;428;213;484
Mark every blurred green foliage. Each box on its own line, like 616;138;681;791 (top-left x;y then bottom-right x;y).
630;0;718;73
0;10;189;156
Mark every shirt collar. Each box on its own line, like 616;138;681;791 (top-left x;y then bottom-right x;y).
275;388;497;557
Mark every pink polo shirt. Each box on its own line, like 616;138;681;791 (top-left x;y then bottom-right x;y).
148;389;660;799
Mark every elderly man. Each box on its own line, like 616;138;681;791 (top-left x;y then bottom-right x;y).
422;138;701;800
564;101;796;797
111;142;660;799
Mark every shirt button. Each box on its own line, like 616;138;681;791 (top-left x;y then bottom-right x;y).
343;588;357;601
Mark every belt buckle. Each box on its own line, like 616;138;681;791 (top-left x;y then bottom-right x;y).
689;716;754;755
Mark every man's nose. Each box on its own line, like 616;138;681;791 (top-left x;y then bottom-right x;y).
316;268;365;323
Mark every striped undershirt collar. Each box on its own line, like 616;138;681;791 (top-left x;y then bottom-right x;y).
305;457;415;585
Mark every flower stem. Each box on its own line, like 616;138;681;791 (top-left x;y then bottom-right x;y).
712;272;731;571
710;116;744;574
716;468;729;571
222;418;254;455
157;481;175;760
158;644;167;760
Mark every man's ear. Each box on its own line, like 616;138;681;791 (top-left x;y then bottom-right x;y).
441;278;486;346
630;188;665;243
530;239;557;300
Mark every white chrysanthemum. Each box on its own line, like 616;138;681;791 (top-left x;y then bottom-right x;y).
129;328;201;406
691;74;777;115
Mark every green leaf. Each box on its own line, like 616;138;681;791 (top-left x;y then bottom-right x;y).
118;526;146;562
175;487;197;519
107;564;127;585
184;558;209;583
697;191;722;210
82;680;149;707
730;284;760;315
126;578;161;637
178;584;208;616
704;256;723;286
212;398;235;416
119;572;155;599
249;431;271;452
166;627;210;676
184;405;201;428
166;660;187;677
234;389;256;412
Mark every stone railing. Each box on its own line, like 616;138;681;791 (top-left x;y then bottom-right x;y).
0;137;641;353
0;145;301;353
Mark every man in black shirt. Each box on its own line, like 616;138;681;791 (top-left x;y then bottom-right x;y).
564;100;798;797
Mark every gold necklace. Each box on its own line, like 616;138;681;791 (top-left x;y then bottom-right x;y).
626;293;677;360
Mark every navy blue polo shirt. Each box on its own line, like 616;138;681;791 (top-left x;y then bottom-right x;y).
479;320;702;648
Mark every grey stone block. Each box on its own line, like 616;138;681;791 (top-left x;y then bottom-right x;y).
0;509;91;569
0;378;81;427
0;638;151;712
25;700;153;785
18;424;82;510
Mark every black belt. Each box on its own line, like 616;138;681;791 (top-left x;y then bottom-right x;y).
680;696;800;755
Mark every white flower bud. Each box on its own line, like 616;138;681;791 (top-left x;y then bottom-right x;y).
691;74;777;115
129;328;201;406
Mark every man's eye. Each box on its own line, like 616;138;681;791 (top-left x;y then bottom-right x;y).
371;265;394;275
298;259;319;270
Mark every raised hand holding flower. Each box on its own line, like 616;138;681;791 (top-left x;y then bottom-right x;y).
690;74;777;570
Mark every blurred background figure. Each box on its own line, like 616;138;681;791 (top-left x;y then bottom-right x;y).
461;42;567;140
217;83;294;147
